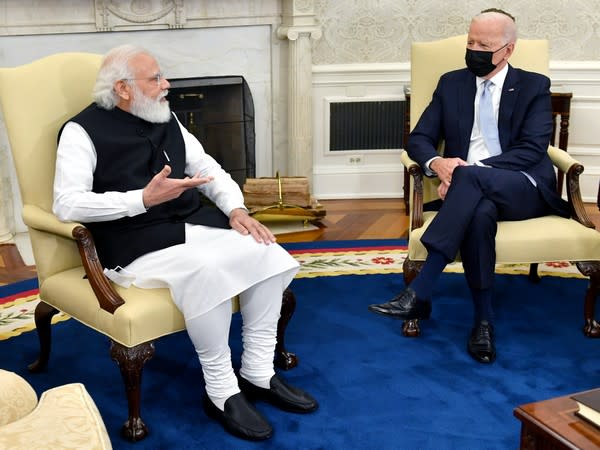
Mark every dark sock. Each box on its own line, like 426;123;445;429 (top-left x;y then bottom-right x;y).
409;250;448;299
471;287;494;325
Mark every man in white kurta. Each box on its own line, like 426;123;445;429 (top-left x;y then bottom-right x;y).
53;44;317;441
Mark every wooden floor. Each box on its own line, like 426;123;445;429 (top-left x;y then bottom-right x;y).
0;243;37;284
1;199;599;284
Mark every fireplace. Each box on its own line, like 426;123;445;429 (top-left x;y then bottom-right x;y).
167;76;256;187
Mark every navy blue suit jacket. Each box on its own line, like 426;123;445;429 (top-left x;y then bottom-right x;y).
407;65;569;217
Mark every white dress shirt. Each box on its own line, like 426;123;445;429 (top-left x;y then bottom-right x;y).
467;64;508;165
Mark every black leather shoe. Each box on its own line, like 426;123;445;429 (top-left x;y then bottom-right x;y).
467;320;496;364
239;374;318;413
202;392;273;441
368;287;432;320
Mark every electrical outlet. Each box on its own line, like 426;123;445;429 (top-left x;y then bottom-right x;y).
348;156;363;164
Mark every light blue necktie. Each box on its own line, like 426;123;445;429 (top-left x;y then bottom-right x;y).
479;80;502;157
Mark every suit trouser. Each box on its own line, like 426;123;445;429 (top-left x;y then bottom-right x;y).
421;166;553;290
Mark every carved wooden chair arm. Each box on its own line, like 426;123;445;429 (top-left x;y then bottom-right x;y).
21;204;125;314
400;150;425;229
402;146;595;231
548;145;595;228
72;226;125;314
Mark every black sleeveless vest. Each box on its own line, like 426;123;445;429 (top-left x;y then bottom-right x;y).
61;103;229;268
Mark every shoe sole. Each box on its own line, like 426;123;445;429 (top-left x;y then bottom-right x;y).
467;350;496;363
467;343;496;364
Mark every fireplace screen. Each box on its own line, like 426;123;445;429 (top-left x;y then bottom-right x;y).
167;76;255;187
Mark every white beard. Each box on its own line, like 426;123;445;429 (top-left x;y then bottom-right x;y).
129;85;172;123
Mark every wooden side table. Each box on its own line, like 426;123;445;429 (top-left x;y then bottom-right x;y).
514;392;600;449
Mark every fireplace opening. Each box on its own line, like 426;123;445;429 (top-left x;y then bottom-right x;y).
167;76;255;187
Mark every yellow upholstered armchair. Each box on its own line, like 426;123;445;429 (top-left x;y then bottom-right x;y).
401;35;600;337
0;53;298;442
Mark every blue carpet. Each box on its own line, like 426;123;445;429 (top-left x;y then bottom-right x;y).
281;239;407;251
1;271;598;449
0;277;38;298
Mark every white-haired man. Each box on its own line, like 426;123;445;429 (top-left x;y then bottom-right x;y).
53;44;317;441
369;9;569;363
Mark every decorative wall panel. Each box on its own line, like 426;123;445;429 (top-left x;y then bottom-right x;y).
94;0;186;31
313;0;600;64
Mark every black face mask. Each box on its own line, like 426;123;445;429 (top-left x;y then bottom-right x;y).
465;43;508;77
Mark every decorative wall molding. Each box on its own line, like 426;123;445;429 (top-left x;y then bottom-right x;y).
94;0;185;31
0;0;282;36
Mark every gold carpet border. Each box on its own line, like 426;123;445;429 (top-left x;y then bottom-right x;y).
292;248;585;280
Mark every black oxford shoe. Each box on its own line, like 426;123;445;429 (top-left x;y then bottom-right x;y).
368;287;432;320
239;374;319;413
467;320;496;364
203;392;273;441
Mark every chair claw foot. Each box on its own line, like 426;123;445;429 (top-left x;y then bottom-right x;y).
583;319;600;338
121;417;148;442
402;319;421;337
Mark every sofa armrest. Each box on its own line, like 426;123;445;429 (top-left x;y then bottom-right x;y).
0;382;112;449
0;370;38;426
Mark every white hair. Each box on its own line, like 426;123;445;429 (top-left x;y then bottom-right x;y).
92;44;150;110
473;10;518;43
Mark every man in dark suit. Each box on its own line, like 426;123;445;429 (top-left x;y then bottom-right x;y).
369;9;569;363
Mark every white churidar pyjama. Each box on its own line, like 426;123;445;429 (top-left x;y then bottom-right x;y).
105;223;300;404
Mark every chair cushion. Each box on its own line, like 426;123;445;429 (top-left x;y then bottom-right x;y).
40;267;240;348
409;213;600;263
0;370;38;426
0;382;112;450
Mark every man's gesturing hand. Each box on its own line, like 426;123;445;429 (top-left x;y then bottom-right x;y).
143;165;213;209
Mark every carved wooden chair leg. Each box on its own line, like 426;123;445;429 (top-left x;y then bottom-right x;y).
28;301;59;373
576;261;600;337
274;287;298;370
528;263;541;283
401;257;425;337
110;340;155;442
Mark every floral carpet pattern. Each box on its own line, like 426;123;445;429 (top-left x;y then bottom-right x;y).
0;281;67;341
0;240;584;340
287;242;585;279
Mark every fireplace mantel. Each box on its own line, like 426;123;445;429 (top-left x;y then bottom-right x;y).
0;0;320;240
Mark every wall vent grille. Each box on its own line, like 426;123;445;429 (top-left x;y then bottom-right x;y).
329;100;406;151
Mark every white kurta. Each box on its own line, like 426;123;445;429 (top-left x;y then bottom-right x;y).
53;113;299;320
